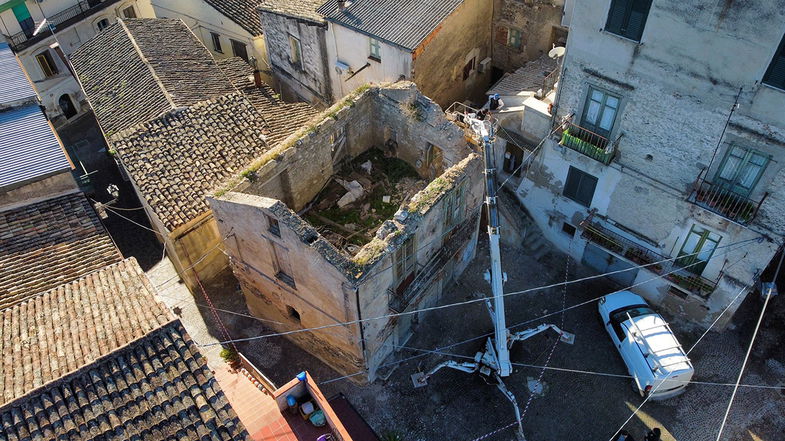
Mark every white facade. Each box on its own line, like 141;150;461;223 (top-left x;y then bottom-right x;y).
325;25;411;101
151;0;267;71
0;0;154;124
512;0;785;327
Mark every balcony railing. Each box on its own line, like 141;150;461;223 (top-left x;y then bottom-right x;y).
689;175;767;225
559;122;616;165
6;0;120;51
580;219;718;298
537;67;560;99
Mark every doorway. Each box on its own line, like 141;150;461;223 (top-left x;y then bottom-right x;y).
59;94;77;119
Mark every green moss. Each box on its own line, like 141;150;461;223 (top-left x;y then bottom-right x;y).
408;177;450;212
352;238;388;265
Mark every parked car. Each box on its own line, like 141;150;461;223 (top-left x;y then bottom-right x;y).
598;291;694;399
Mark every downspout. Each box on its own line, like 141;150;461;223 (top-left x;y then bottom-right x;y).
353;285;370;379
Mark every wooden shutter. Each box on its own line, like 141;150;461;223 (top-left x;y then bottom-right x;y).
626;0;652;40
605;0;628;35
495;26;509;45
764;36;785;89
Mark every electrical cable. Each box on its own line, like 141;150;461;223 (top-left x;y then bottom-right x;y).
318;241;754;385
90;199;146;211
713;247;783;441
200;237;757;348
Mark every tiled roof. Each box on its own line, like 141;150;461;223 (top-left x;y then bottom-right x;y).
70;18;237;136
108;93;272;231
487;55;559;97
0;258;170;406
0;192;123;310
0;42;36;106
204;0;265;35
318;0;465;51
257;0;326;23
0;321;251;441
0;104;72;190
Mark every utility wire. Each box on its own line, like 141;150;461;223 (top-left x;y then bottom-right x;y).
201;237;757;348
317;241;753;384
714;247;783;441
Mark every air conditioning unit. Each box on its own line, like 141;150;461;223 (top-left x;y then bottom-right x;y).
478;57;492;73
335;60;350;75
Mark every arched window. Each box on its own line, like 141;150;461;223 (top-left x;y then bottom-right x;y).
96;18;110;31
59;94;77;119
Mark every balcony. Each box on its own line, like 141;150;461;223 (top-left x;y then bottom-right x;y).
688;176;767;225
6;0;122;52
579;219;718;298
559;122;616;165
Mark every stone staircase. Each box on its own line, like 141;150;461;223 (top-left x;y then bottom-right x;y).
498;186;551;260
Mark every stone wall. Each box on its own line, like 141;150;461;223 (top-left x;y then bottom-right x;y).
210;83;484;380
412;0;493;108
0;171;78;208
492;0;566;73
259;12;331;106
514;0;785;327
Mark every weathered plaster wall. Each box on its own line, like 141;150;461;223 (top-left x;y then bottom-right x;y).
259;12;331;106
412;0;493;108
492;0;566;72
325;25;411;102
515;0;785;326
0;171;78;208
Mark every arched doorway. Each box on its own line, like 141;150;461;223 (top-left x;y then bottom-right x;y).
58;94;77;119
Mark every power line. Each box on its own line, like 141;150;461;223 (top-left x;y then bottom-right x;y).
714;247;783;441
200;237;757;348
317;240;753;384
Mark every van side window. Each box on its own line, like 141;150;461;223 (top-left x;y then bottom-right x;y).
609;315;627;342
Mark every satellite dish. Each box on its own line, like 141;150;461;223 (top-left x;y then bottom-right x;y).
548;46;566;59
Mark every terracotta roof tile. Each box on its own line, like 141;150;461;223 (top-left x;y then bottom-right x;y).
204;0;265;35
0;321;250;440
258;0;326;23
0;192;123;310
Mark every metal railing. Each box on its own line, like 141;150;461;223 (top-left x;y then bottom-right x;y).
6;0;120;51
559;122;616;165
689;174;767;225
538;67;560;99
389;248;447;313
580;219;718;298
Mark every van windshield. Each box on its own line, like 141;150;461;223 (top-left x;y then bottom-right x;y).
609;305;655;341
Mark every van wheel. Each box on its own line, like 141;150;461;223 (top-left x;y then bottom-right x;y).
631;382;643;396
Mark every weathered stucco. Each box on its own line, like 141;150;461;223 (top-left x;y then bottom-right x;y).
491;0;567;73
515;0;785;327
209;83;484;381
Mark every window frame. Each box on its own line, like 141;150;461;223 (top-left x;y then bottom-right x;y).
507;28;522;49
369;37;381;61
676;225;722;275
604;0;652;42
121;5;137;19
35;50;59;78
210;32;223;53
230;39;248;61
463;57;476;81
288;34;303;69
95;18;110;31
580;86;621;138
763;34;785;90
714;145;770;197
394;235;416;285
562;166;598;207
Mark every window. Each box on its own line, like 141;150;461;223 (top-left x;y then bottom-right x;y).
96;18;110;31
35;51;59;78
463;57;476;81
763;34;785;90
369;37;381;60
562;222;577;237
59;94;77;118
563;166;598;207
266;215;280;237
507;29;522;49
12;3;35;38
714;145;769;196
231;39;248;61
289;35;302;68
394;236;416;293
581;86;620;138
272;243;295;288
121;6;137;18
287;305;301;322
443;182;466;229
676;225;722;275
424;143;442;170
605;0;652;41
211;32;222;53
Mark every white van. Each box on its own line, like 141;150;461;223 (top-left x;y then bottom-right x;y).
598;291;694;399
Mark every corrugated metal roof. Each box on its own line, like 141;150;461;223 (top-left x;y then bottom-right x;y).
0;104;71;188
0;42;37;105
318;0;465;51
